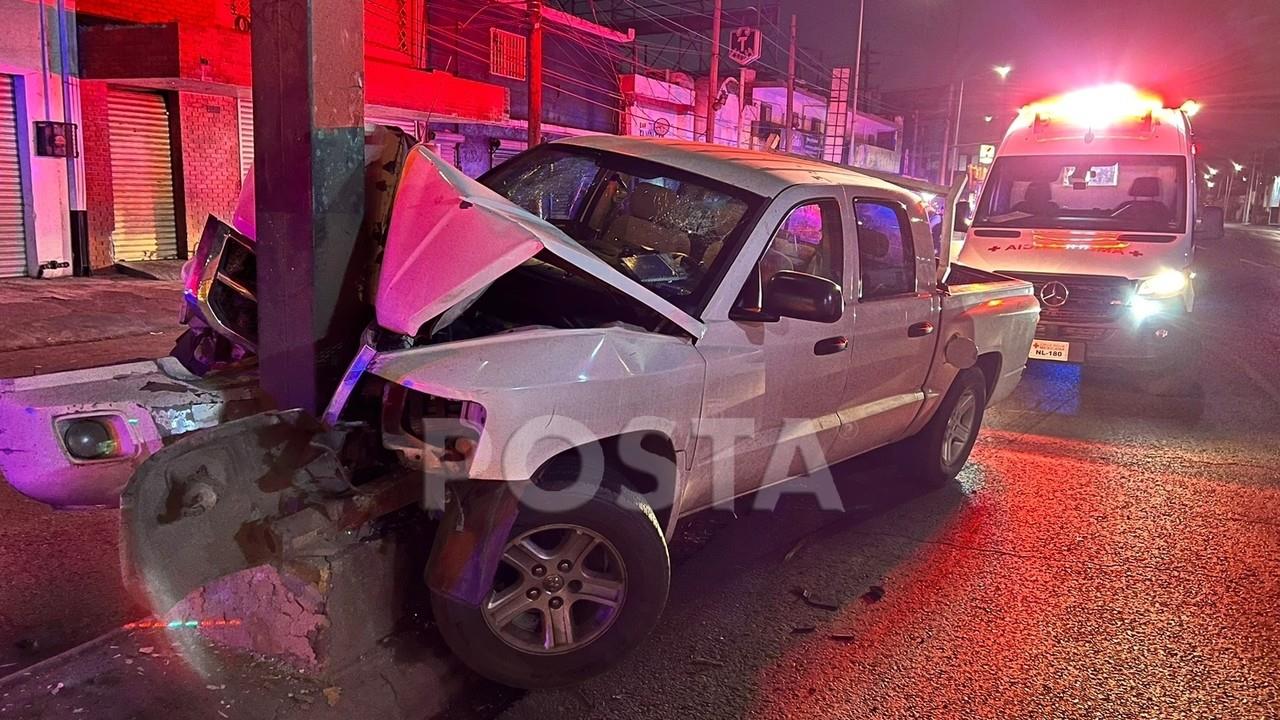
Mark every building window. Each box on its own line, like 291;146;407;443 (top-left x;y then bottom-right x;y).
490;28;527;81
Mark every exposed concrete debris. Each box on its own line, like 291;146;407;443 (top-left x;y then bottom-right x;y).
170;565;329;670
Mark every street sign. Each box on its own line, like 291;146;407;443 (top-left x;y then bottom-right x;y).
728;27;762;66
979;143;996;165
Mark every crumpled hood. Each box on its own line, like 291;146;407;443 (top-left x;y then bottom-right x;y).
957;228;1192;280
375;146;705;339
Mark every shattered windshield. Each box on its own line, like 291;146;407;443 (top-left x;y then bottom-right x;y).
973;154;1188;234
481;146;763;314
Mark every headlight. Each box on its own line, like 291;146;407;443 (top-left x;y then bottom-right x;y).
1136;269;1188;299
62;419;120;460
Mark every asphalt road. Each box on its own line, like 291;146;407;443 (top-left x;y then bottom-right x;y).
473;226;1280;720
1;229;1278;718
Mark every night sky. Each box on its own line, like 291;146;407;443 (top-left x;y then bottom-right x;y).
783;0;1280;160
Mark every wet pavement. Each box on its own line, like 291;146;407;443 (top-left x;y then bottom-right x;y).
1;229;1278;718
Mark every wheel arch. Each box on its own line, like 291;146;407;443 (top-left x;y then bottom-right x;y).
531;430;681;536
974;351;1003;399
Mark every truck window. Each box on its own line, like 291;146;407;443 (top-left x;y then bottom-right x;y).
760;199;843;287
854;200;916;300
482;147;763;316
973;154;1187;234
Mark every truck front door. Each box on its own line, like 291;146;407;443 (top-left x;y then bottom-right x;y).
687;191;853;511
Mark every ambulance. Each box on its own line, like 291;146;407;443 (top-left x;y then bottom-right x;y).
956;84;1223;392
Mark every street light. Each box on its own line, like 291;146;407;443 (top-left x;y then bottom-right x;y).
943;65;1013;183
1206;166;1218;176
1232;161;1244;173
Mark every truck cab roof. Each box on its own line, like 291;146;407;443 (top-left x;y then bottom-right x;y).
554;135;908;198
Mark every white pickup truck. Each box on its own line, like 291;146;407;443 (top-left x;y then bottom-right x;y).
0;130;1038;688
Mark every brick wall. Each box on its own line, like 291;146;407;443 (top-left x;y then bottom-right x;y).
177;92;243;252
80;81;116;270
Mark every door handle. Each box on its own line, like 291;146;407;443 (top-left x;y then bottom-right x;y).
814;336;849;355
907;321;936;338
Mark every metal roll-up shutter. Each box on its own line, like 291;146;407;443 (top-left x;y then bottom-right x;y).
428;131;463;168
238;97;254;181
0;75;29;278
491;138;527;170
108;89;178;261
366;114;418;140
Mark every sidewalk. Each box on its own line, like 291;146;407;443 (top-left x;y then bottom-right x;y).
0;274;184;378
0;623;471;719
0;274;183;354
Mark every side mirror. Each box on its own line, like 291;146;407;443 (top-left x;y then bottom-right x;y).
954;200;971;233
762;271;843;324
1198;206;1224;242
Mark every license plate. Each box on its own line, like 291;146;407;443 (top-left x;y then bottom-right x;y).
1030;339;1071;362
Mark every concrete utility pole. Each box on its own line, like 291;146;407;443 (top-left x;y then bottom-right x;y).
528;0;543;146
950;79;966;180
784;14;796;154
939;82;956;184
706;0;722;143
250;0;366;414
847;0;864;165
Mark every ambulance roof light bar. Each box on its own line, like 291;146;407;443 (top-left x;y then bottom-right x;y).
1020;83;1171;136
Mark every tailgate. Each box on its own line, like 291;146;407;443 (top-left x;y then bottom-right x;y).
0;358;261;508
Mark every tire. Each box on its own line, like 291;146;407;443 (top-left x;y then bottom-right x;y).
900;368;988;489
430;485;670;689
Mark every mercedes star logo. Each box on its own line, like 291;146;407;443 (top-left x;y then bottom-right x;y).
1039;281;1070;308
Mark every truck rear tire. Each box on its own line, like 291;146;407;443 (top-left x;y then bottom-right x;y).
901;368;988;489
430;485;670;689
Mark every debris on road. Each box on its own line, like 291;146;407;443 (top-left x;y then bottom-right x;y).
691;658;725;667
783;537;809;563
793;587;840;611
322;685;342;707
860;585;886;604
791;625;817;635
829;633;857;643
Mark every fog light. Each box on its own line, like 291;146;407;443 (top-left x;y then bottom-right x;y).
1130;297;1162;322
63;419;119;460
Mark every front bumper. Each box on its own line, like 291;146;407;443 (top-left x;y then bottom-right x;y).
1034;304;1193;371
0;357;260;508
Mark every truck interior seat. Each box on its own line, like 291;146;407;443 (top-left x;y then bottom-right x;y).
603;183;691;256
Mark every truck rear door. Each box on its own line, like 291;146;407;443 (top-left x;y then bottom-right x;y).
831;196;940;458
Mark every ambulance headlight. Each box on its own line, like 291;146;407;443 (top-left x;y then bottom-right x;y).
1135;269;1188;299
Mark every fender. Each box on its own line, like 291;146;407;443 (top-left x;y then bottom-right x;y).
425;481;522;606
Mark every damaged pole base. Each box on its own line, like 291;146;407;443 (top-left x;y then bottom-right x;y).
121;410;429;678
170;533;416;675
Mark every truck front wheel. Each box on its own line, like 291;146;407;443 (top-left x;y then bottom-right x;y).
902;368;989;489
430;486;670;689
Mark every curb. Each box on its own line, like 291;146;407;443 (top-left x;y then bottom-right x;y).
0;626;133;690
